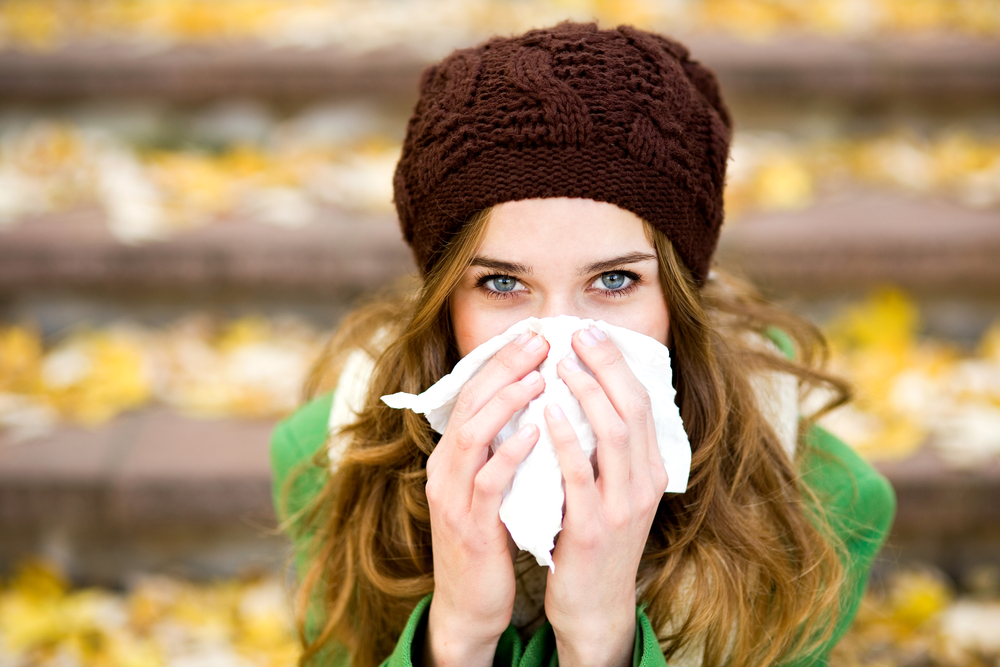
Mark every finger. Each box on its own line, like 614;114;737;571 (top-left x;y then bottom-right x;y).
557;356;631;501
573;327;653;477
545;404;598;520
469;423;539;528
573;327;651;433
451;332;550;424
444;369;545;483
573;326;656;476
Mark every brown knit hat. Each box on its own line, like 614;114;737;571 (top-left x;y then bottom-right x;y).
393;22;732;283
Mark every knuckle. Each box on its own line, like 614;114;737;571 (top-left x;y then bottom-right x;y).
493;442;519;467
636;488;659;515
473;469;499;496
452;424;478;452
578;379;605;401
652;465;669;492
425;479;443;505
596;348;623;370
607;422;631;449
565;458;595;484
625;392;652;423
439;508;463;532
425;450;440;476
495;383;522;406
453;390;478;419
495;350;520;375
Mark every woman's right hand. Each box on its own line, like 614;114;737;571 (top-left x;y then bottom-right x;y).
423;331;549;667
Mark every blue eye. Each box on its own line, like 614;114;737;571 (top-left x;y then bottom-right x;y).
490;276;517;292
589;270;640;297
601;273;627;289
476;274;524;299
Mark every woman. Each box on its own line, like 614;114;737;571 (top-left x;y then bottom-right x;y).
271;22;895;667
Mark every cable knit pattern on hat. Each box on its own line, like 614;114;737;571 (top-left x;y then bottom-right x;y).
393;21;732;282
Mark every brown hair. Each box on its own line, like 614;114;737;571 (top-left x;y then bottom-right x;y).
284;209;849;667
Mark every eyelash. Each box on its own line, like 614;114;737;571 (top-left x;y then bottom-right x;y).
596;270;641;298
473;270;642;300
473;273;521;300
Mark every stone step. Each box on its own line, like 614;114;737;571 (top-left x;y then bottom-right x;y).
1;35;998;103
2;191;998;299
0;409;283;584
0;206;414;297
716;189;1000;297
1;409;998;584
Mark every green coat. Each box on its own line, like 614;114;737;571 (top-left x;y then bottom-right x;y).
271;392;895;666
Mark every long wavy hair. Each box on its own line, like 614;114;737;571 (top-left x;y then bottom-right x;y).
282;208;850;667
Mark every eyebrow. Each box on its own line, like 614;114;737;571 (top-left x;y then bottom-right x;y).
470;257;532;275
579;252;657;276
469;252;657;276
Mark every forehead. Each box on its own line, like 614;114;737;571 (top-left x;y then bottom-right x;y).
478;198;653;259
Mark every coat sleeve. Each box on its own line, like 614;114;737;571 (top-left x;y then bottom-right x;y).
270;395;443;667
270;392;334;554
776;425;896;666
761;328;897;665
270;393;354;667
380;599;656;667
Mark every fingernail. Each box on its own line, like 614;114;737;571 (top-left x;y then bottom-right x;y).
578;328;598;347
517;424;536;439
548;404;565;421
589;326;607;341
520;370;540;385
562;357;581;372
515;331;532;346
524;334;545;352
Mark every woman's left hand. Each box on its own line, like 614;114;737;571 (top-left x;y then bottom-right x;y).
543;326;669;667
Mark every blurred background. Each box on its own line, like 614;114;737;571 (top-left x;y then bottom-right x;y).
0;1;998;665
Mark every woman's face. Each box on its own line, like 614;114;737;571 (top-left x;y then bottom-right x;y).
449;197;670;357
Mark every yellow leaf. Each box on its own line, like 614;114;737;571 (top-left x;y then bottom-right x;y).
754;157;814;210
0;325;44;394
0;594;64;650
8;559;68;601
978;320;1000;363
825;287;919;356
216;316;272;352
0;0;60;50
889;570;952;630
853;417;927;462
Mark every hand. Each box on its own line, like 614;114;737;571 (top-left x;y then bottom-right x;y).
543;326;669;667
423;331;549;667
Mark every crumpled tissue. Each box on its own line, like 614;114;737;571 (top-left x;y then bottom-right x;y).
382;315;690;570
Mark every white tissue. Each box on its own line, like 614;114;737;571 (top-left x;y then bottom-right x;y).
382;315;690;570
